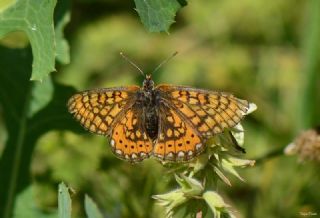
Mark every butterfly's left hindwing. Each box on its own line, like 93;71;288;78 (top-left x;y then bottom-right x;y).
110;105;153;163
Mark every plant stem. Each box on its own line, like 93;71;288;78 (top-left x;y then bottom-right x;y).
298;0;320;130
254;147;286;165
3;88;31;218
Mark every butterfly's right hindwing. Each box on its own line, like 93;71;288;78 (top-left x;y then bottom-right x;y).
109;104;153;163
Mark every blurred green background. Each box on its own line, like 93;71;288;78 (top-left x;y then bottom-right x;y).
1;0;320;217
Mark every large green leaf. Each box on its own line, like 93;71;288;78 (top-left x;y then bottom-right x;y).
14;186;57;218
0;46;81;218
0;0;57;81
134;0;187;32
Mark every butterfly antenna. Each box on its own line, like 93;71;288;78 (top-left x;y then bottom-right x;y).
120;52;145;76
151;51;178;75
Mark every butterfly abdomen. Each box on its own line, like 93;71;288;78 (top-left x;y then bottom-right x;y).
135;89;159;141
145;106;158;140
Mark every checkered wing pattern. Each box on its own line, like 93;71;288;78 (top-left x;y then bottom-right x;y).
68;82;251;163
67;86;153;163
153;103;204;162
109;105;153;162
154;84;250;161
67;86;140;135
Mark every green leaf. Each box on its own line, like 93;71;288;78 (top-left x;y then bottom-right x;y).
58;183;72;218
203;191;233;218
14;186;57;218
84;195;103;218
203;191;229;209
0;0;57;81
153;190;186;218
175;174;203;196
0;0;15;12
28;77;54;117
134;0;186;32
188;154;209;175
212;166;231;187
0;46;82;218
153;175;205;217
220;159;244;182
54;0;70;64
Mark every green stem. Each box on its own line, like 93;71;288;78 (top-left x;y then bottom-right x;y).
3;89;31;218
298;0;320;130
254;146;286;165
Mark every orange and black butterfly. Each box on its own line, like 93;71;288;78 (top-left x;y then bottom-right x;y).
67;55;250;163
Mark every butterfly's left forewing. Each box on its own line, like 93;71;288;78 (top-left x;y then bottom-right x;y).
68;86;153;163
67;86;139;136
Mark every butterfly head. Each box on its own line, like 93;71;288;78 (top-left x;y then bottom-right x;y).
119;51;177;92
143;74;154;91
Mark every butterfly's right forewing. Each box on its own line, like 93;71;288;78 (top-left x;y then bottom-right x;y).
156;85;249;138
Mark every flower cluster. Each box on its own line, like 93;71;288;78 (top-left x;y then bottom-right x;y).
153;103;257;218
285;127;320;163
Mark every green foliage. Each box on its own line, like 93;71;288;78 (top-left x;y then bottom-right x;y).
0;46;81;218
153;121;255;217
58;183;71;218
85;195;104;218
298;0;320;129
0;0;57;81
1;0;320;218
28;77;54;117
14;186;57;218
134;0;186;32
203;191;231;218
53;0;71;64
58;182;104;218
0;1;77;217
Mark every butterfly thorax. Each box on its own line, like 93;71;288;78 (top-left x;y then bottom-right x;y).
137;75;159;141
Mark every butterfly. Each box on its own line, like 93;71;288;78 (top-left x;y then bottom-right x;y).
67;54;250;163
